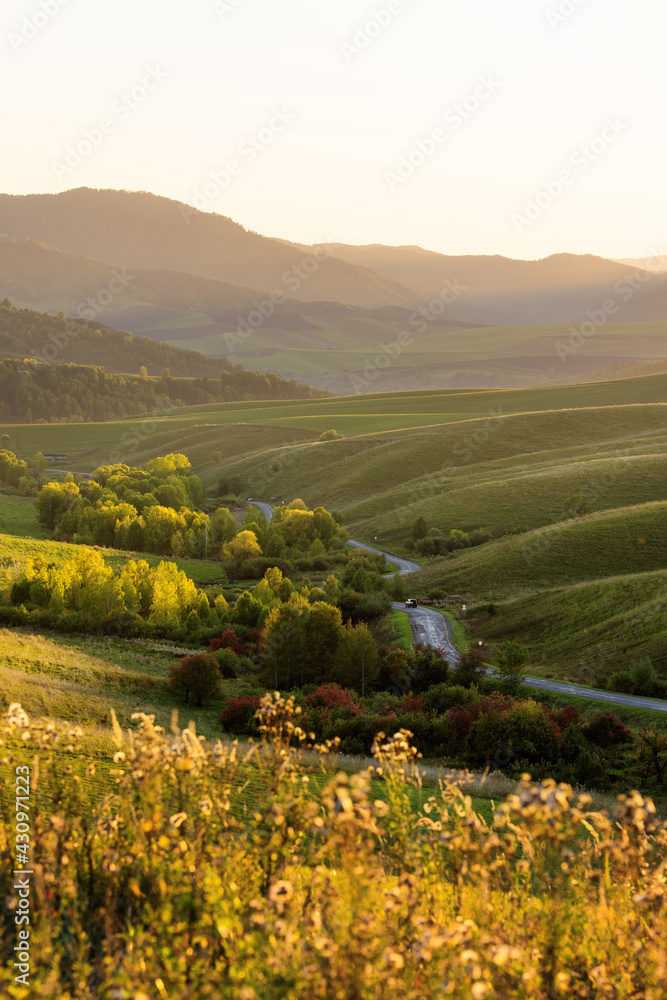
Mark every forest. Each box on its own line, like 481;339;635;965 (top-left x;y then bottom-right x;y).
0;355;325;423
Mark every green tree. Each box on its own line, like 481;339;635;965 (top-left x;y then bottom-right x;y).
261;599;309;689
411;516;428;541
304;602;344;680
495;641;529;695
169;654;221;707
211;507;237;546
223;530;261;582
411;644;450;693
333;621;379;695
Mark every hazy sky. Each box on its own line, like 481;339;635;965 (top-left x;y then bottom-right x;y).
2;0;665;259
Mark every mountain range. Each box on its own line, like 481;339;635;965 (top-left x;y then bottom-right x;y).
1;187;666;390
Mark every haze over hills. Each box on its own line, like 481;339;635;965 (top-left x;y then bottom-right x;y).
1;186;667;392
318;243;666;325
0;188;422;310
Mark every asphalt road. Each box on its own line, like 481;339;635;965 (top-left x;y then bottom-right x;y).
246;500;275;523
347;539;422;576
245;501;667;713
391;601;460;665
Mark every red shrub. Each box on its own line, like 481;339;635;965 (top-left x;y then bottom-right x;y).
548;706;580;733
210;629;244;655
446;692;512;746
304;684;360;715
247;628;263;650
219;694;260;733
583;712;632;747
400;694;429;716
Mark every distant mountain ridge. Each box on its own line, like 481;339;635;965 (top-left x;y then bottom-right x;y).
317;243;666;325
1;187;666;393
0;189;422;310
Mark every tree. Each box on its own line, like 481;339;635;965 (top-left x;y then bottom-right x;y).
261;600;308;689
31;452;47;477
411;516;428;541
495;641;529;695
452;649;487;689
333;621;379;695
635;729;667;788
304;601;344;678
233;590;263;629
411;643;449;692
139;366;148;379
169;654;221;707
318;429;343;441
1;434;9;449
211;507;237;546
222;530;261;581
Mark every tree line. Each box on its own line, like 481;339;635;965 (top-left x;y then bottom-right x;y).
0;356;325;424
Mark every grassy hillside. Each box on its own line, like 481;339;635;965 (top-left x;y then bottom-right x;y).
412;502;667;599
467;570;667;681
0;530;226;588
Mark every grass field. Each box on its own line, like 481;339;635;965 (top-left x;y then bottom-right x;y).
465;569;667;681
1;372;667;473
413;502;667;599
0;490;50;539
0;532;227;588
161;319;667;393
390;609;414;651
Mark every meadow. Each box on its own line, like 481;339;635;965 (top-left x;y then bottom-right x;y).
0;530;227;587
1;695;666;998
1;372;667;472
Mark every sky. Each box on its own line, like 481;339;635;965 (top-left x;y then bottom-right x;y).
2;0;666;260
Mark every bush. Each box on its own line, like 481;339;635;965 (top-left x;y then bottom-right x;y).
399;694;428;715
304;684;360;715
608;658;667;698
219;694;261;733
451;649;487;689
411;643;449;692
425;683;475;716
169;654;222;707
465;698;561;767
214;647;240;679
583;712;633;748
210;629;245;655
337;589;392;624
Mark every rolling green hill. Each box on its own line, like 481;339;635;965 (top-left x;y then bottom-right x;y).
411;503;667;599
466;569;667;681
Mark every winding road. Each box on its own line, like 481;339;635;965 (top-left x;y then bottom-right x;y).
246;500;667;715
